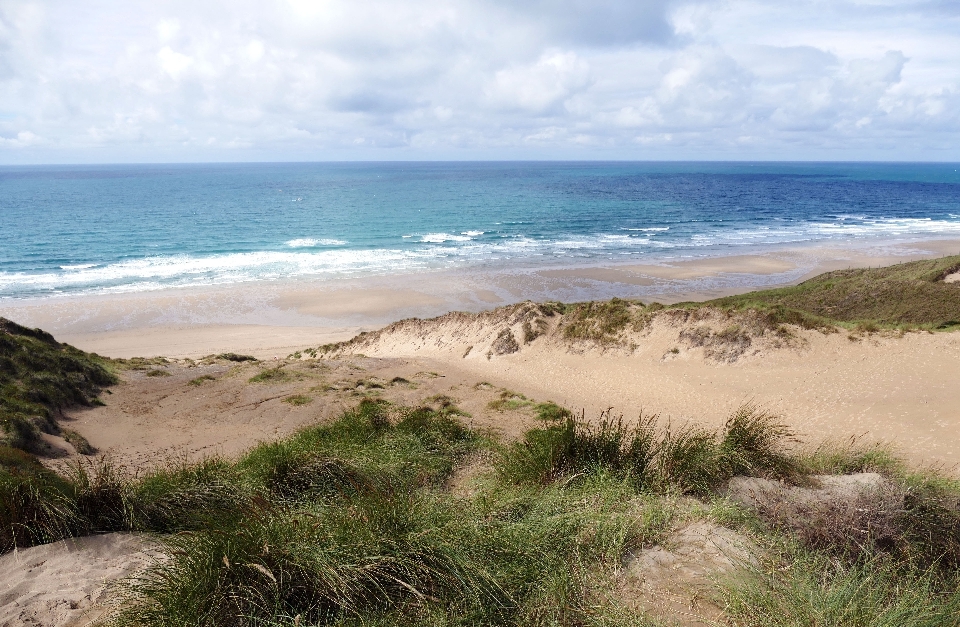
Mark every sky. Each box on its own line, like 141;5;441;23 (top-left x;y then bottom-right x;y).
1;0;959;163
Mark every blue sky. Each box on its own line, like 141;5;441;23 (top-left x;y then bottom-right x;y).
1;0;959;163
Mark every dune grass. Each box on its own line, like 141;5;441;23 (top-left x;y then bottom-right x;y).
705;254;960;329
721;544;960;627
250;366;298;384
0;317;117;452
497;405;798;494
2;399;959;625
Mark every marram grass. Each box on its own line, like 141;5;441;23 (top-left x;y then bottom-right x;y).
2;399;959;626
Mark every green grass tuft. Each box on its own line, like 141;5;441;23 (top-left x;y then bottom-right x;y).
499;404;796;494
216;352;258;362
487;390;533;412
249;366;296;384
722;549;960;627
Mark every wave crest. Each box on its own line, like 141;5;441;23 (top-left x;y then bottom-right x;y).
285;238;347;248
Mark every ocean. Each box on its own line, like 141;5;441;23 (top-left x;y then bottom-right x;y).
2;161;960;299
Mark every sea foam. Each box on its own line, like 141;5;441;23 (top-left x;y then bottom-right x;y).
285;238;347;248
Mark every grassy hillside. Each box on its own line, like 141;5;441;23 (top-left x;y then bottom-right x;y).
707;254;960;329
0;317;117;452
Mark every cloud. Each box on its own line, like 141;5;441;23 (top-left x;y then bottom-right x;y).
487;52;591;114
0;0;958;162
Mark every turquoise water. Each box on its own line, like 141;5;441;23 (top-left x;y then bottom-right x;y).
1;161;959;298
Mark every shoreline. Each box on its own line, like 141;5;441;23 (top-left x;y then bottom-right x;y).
2;236;959;359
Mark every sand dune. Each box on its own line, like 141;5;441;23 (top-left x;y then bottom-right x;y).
320;302;960;468
52;300;960;472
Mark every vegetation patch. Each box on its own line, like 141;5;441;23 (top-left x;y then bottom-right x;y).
498;406;797;492
215;352;258;362
61;429;95;455
113;356;169;371
490;328;520;355
248;366;296;384
521;318;548;343
534;401;573;422
187;375;217;387
706;254;960;329
487;390;533;412
144;369;171;377
0;318;117;452
679;323;755;362
560;297;638;344
282;394;313;406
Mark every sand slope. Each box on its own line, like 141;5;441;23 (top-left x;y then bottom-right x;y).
323;303;960;468
0;534;154;627
58;356;543;468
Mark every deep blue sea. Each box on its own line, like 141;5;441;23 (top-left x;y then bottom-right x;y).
2;161;960;299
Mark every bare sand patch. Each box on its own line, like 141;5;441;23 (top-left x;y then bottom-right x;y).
57;325;360;360
58;357;542;468
273;286;445;318
621;522;757;626
0;534;154;627
617;254;797;280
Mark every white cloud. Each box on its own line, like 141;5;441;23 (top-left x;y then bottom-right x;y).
157;46;193;79
0;0;957;162
488;52;590;114
0;130;41;147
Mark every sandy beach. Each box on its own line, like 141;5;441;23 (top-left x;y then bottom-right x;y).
4;237;959;359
